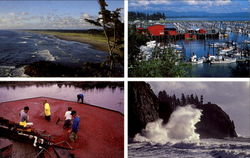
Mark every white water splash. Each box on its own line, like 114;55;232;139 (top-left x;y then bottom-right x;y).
18;41;27;44
134;105;202;144
37;50;56;61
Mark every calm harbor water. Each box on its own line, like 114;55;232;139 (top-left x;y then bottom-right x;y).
0;84;124;114
0;30;108;77
175;32;250;77
166;17;250;77
177;33;250;59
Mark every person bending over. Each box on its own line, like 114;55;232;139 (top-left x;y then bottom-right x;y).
19;106;33;128
77;94;84;104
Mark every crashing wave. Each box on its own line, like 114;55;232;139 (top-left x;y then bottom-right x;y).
134;105;202;144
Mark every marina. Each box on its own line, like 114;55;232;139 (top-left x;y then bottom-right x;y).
132;21;250;77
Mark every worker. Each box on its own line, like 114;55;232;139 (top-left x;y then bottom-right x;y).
44;100;51;121
63;107;72;129
77;94;84;104
19;106;33;128
69;110;80;142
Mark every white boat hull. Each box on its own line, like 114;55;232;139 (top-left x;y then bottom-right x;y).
211;58;236;64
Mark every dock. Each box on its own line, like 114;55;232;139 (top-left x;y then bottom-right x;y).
0;97;124;158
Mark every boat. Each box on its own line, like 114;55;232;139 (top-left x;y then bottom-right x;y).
209;42;226;48
208;55;217;61
190;54;203;64
243;40;250;44
211;57;236;64
169;44;182;49
219;46;234;55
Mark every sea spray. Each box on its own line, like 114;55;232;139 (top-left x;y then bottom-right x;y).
134;105;202;144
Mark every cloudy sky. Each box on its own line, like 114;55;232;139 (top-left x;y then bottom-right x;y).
149;82;250;137
0;0;123;29
129;0;250;13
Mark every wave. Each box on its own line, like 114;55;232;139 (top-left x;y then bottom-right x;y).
134;105;202;144
210;149;250;158
37;50;56;61
21;36;32;39
129;138;250;158
0;66;15;69
0;65;28;77
18;41;27;44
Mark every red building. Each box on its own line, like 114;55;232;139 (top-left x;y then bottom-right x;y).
199;29;207;34
147;25;165;36
164;27;177;36
185;33;190;39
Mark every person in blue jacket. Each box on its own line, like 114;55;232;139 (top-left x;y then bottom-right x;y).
77;94;84;104
69;110;80;142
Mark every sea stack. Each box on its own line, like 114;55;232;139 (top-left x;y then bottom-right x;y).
196;103;237;138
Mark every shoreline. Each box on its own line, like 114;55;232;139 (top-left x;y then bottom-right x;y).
25;30;111;53
54;34;110;53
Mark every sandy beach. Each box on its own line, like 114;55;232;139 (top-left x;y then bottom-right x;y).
26;30;123;56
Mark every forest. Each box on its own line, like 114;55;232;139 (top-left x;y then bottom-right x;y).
129;12;166;21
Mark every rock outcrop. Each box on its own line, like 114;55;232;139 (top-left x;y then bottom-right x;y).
128;82;238;139
128;82;159;137
196;103;237;138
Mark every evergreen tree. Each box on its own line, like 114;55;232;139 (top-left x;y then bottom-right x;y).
181;93;186;106
85;0;124;74
195;95;199;104
200;95;204;104
190;94;194;104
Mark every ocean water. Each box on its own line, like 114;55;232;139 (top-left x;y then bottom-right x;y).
0;30;108;76
128;138;250;158
129;105;250;158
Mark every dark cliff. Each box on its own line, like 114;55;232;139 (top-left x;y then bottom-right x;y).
128;82;159;137
196;103;237;138
128;82;237;139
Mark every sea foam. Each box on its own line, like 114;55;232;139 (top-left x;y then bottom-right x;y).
134;105;202;144
37;50;56;61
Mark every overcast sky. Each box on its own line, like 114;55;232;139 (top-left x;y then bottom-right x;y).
149;82;250;137
129;0;250;13
0;0;123;29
